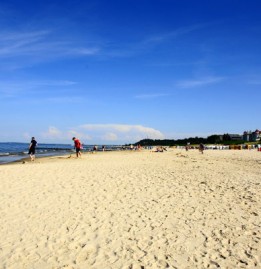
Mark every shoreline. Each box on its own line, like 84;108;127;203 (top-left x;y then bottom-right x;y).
0;151;72;165
2;146;260;165
0;144;125;165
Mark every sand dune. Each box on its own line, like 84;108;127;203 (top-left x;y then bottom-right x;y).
0;149;260;268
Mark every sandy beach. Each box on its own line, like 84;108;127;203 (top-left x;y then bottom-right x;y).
0;149;260;269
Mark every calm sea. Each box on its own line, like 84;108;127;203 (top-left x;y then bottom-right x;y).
0;142;121;164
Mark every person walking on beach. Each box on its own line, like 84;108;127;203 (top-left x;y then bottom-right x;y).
72;137;82;158
28;137;37;161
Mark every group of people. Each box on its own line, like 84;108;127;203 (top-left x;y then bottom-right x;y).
28;136;205;161
185;143;205;153
27;137;105;161
27;136;83;161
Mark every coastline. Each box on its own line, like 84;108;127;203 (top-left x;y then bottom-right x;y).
0;149;260;268
0;143;124;165
0;142;74;165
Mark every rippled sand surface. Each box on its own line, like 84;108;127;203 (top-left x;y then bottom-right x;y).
0;149;260;269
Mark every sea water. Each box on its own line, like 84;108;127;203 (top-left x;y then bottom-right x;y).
0;142;75;164
0;142;123;164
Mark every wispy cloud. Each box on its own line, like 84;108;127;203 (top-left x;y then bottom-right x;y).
0;30;100;66
69;47;100;56
104;23;208;58
143;23;207;45
45;96;84;104
0;80;77;97
176;76;225;88
146;60;206;68
135;93;170;99
0;23;206;62
0;30;50;57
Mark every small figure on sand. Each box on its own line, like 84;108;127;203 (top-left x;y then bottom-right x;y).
186;142;190;151
199;143;204;154
156;146;164;152
28;137;37;161
153;146;167;152
72;137;82;158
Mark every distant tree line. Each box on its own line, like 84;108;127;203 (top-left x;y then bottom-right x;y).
132;134;245;147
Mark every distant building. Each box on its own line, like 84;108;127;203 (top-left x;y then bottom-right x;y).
243;132;249;141
243;130;261;142
253;129;261;141
228;134;242;141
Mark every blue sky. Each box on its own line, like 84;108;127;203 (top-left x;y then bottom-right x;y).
0;0;260;144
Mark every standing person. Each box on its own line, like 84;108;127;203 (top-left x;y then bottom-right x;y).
72;137;82;158
199;143;204;154
186;142;190;151
28;137;37;161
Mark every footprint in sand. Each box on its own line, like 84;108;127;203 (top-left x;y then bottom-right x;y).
75;244;98;264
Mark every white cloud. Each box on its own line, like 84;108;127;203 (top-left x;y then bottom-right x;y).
102;132;118;141
42;126;62;139
40;127;92;142
39;124;164;144
79;124;164;140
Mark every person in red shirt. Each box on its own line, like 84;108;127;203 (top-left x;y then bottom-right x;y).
72;137;82;158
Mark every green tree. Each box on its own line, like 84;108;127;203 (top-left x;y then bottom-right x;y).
223;133;231;141
207;135;221;144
